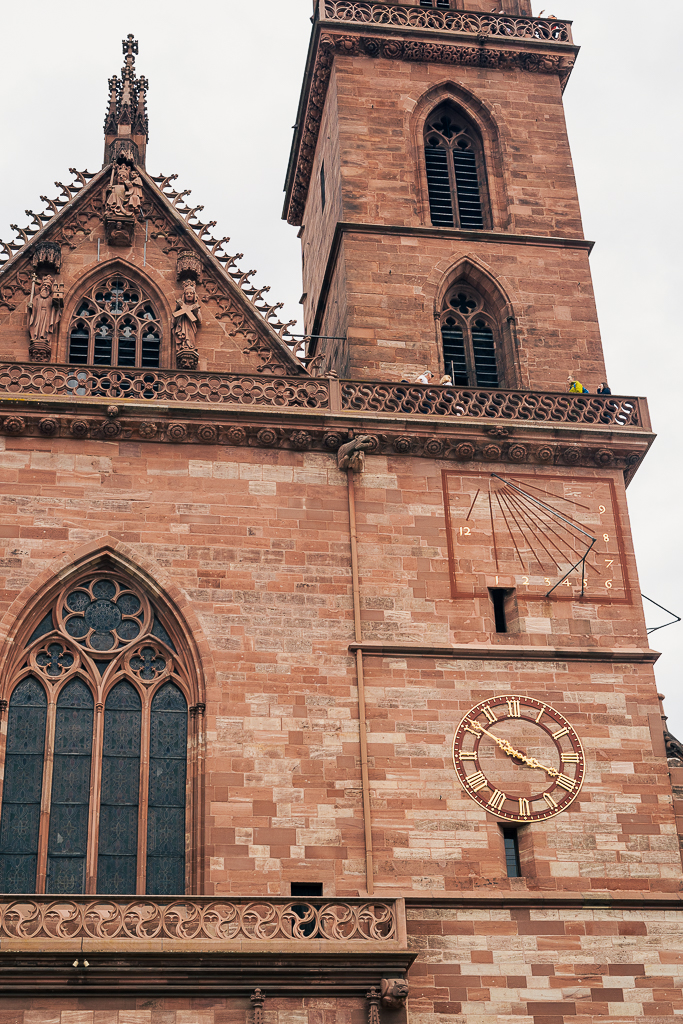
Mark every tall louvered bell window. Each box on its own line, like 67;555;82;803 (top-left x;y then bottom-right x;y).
0;571;191;895
440;286;500;388
425;106;488;229
68;275;161;367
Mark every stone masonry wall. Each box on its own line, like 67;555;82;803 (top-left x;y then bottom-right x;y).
0;435;675;895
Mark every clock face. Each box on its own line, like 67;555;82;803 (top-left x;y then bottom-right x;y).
442;471;631;604
453;695;585;821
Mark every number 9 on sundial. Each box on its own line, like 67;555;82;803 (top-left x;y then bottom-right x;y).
453;695;585;821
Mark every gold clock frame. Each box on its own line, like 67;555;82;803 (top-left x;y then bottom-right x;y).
453;694;586;822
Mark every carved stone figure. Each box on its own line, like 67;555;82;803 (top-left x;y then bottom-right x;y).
105;160;132;216
337;435;375;474
173;282;202;370
28;274;63;362
380;979;409;1010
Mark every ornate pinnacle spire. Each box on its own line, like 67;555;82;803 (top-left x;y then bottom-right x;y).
103;34;149;169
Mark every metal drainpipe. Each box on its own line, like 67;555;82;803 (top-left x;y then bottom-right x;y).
346;468;374;896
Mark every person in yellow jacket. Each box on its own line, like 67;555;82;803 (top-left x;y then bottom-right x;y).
567;375;589;394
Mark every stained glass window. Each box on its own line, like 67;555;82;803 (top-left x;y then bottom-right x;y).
0;568;193;896
97;681;142;895
0;678;47;893
68;275;162;367
147;683;187;895
47;679;94;894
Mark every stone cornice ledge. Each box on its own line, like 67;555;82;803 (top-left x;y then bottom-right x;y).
402;892;683;909
349;642;660;664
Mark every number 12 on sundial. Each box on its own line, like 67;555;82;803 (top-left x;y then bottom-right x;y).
442;471;630;604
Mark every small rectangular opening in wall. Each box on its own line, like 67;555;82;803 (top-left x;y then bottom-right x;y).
502;827;522;877
320;163;326;210
490;588;511;633
291;882;323;898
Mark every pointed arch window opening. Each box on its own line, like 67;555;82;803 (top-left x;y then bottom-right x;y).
68;275;161;368
424;106;489;230
0;570;194;896
440;285;500;388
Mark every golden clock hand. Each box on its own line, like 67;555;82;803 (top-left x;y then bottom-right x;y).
465;719;559;778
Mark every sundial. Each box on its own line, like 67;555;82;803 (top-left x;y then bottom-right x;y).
442;471;631;603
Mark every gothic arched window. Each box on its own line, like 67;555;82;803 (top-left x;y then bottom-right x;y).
440;285;500;388
0;570;192;896
68;275;161;367
424;105;488;229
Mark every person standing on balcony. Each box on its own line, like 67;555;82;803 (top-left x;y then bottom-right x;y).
415;370;434;385
597;382;612;395
567;375;589;394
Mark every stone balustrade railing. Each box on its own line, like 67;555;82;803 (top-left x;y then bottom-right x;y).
0;896;403;946
318;1;573;44
0;364;648;429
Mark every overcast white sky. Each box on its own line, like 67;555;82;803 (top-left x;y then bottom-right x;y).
1;1;681;730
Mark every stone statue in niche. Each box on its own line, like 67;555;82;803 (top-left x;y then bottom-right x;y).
103;154;143;245
28;274;63;362
173;281;202;370
380;979;409;1010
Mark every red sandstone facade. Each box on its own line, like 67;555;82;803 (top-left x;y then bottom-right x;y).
0;6;681;1024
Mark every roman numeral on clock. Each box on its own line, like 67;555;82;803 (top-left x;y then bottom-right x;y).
459;751;478;761
556;774;576;791
543;792;558;810
482;706;497;723
518;798;530;816
507;699;521;717
561;752;580;764
487;789;506;811
552;727;570;740
467;772;488;792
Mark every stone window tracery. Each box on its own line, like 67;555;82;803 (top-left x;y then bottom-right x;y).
0;570;191;896
68;275;161;367
440;285;499;387
424;105;489;230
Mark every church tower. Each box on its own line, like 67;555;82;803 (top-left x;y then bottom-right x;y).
286;0;600;391
0;9;682;1024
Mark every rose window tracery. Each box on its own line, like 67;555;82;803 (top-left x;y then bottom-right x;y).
60;578;146;652
68;275;161;368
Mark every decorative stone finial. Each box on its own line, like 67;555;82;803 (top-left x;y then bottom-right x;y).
103;35;149;168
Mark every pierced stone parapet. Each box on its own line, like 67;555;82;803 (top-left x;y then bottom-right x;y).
319;2;572;43
0;896;401;946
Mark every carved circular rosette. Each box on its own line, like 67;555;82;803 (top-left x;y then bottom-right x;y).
256;428;279;447
70;419;89;439
290;431;312;451
323;431;344;451
167;423;187;442
482;444;502;462
362;37;381;57
100;419;122;439
225;426;247;446
38;417;58;436
453;442;476;462
536;445;554;463
125;641;172;687
423;437;444;457
563;446;582;465
3;416;25;436
626;451;642;467
594;448;614;467
58;576;151;655
138;421;158;439
393;436;413;454
508;443;528;463
29;639;79;680
197;425;218;443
